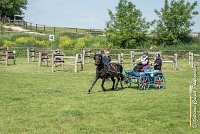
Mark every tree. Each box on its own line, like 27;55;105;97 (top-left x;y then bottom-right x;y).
154;0;198;44
106;0;150;48
0;0;28;21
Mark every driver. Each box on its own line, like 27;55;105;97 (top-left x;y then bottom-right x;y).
133;51;150;72
102;50;112;73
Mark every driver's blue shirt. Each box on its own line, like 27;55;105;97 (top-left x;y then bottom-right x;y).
102;56;111;64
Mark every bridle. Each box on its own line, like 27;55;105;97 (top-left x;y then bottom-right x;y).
94;54;102;65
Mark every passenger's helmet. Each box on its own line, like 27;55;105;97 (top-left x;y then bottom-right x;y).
143;51;148;55
155;53;161;58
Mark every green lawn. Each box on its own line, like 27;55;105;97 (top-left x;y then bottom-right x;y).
0;58;199;134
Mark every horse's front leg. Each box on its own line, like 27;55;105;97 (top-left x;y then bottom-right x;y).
88;77;99;94
101;78;106;92
111;77;115;90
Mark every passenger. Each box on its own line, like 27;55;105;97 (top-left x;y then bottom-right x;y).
133;51;150;72
153;53;162;70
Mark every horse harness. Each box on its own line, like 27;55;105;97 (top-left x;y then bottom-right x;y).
96;63;120;75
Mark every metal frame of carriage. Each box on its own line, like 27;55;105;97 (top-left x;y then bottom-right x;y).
124;69;166;90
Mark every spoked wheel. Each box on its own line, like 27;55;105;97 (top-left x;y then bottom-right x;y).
154;75;166;89
138;75;150;90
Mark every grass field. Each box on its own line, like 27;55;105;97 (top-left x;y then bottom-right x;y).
0;58;199;134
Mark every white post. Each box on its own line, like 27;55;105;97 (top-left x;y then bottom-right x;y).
6;51;8;66
75;54;78;73
31;49;35;62
52;53;55;73
82;49;85;64
38;51;42;67
174;54;178;70
130;51;134;64
191;52;194;67
118;54;121;63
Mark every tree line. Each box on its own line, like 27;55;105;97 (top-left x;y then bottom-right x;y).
106;0;199;48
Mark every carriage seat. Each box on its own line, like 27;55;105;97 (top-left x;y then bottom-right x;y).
138;64;150;72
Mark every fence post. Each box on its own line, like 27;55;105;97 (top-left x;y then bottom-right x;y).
0;24;3;33
38;51;42;67
32;48;35;62
6;51;8;66
44;25;46;32
54;27;56;34
36;24;38;31
82;49;85;64
26;22;27;29
130;51;134;64
120;53;124;66
13;51;16;65
75;28;78;33
52;53;55;73
23;21;25;28
75;54;78;73
191;52;194;67
61;57;64;72
30;23;32;30
173;54;178;70
27;48;30;63
89;29;92;34
189;52;191;65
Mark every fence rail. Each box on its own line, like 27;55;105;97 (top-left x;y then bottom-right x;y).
1;20;105;35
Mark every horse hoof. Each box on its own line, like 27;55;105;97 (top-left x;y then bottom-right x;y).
87;91;91;94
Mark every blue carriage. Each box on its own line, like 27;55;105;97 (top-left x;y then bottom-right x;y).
124;69;166;90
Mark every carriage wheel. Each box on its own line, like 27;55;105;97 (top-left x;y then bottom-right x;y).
138;75;150;90
154;75;166;90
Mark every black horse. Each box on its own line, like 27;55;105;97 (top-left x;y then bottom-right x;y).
87;54;124;93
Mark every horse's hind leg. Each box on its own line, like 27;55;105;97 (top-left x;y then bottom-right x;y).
101;78;106;92
111;77;115;90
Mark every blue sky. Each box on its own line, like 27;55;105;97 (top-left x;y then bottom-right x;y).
24;0;200;31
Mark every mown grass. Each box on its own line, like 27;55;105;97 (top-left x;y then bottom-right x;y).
0;58;199;134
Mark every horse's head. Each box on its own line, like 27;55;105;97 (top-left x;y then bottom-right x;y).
94;54;102;66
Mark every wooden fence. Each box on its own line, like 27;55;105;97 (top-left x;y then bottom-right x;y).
189;52;200;67
0;47;16;66
3;20;105;35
